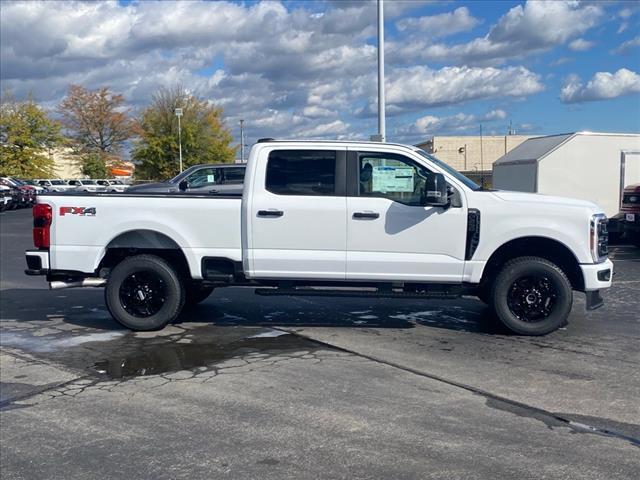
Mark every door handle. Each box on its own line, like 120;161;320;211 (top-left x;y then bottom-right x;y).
257;209;284;217
353;211;379;219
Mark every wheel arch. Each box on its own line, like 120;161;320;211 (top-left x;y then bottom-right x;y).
98;229;191;279
479;236;584;291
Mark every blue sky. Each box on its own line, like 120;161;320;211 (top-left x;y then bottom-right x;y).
1;0;639;146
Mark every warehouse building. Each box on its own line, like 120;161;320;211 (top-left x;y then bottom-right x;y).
416;135;533;181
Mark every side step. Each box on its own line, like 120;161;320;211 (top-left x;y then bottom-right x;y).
255;286;462;299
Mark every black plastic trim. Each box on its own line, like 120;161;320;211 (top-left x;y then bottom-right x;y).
585;290;604;310
465;209;481;260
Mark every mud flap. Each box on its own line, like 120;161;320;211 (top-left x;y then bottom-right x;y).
585;290;604;311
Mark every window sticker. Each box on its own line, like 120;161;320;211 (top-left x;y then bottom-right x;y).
372;166;414;192
207;174;215;183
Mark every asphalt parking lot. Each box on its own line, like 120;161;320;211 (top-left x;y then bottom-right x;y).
1;207;639;479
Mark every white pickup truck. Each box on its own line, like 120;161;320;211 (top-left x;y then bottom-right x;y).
25;140;612;335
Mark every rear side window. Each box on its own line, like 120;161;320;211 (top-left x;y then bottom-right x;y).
224;167;245;184
266;150;336;196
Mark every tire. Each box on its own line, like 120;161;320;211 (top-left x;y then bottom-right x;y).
185;284;215;306
105;254;185;331
490;256;572;336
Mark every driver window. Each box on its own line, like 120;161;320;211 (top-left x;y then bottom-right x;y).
187;168;219;188
358;153;431;206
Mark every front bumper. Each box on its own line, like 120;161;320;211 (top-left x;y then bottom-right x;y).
580;259;613;311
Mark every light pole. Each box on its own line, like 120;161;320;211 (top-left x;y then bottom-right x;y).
239;119;245;163
377;0;386;142
174;108;183;173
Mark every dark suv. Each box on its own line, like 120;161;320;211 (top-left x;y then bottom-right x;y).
127;164;245;194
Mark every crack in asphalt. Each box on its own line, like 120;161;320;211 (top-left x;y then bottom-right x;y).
277;328;640;448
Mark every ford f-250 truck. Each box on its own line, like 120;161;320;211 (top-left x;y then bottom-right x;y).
25;140;613;335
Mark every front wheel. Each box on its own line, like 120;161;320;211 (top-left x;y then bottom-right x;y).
105;254;185;331
490;256;572;335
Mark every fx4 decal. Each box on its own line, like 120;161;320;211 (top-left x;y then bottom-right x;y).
60;207;97;216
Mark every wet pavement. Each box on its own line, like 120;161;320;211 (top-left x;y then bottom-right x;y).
1;208;639;479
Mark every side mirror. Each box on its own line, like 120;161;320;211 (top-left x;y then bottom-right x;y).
422;173;449;207
178;180;190;192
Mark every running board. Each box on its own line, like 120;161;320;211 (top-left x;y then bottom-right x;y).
255;286;462;299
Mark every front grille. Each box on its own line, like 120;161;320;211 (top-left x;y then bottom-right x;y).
623;193;639;205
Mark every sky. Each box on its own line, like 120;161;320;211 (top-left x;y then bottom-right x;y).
1;0;639;148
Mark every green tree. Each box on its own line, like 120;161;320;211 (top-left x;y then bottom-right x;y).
132;85;236;180
0;93;60;178
58;85;131;178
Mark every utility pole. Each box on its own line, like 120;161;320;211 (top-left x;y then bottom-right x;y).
377;0;386;142
479;124;485;188
239;119;245;163
175;108;183;173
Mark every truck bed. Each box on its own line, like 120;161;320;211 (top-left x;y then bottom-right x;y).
39;192;243;279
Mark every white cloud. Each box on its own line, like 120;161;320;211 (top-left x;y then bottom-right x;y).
568;39;595;51
389;0;604;66
560;68;640;103
395;7;480;37
612;36;640;54
386;66;544;110
483;109;508;121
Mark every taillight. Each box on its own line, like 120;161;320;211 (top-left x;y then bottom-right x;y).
33;203;52;249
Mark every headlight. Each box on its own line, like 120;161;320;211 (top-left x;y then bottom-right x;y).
590;214;608;262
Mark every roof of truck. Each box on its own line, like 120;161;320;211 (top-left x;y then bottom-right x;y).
257;139;420;150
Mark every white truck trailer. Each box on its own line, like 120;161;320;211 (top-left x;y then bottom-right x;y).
493;132;640;218
25;140;612;336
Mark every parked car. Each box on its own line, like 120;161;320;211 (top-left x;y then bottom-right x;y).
26;139;612;336
34;179;75;192
0;185;14;211
67;179;106;193
0;177;34;207
17;179;46;193
611;183;640;247
95;179;129;193
127;164;245;194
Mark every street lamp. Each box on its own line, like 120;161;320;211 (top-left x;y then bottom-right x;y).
174;108;183;173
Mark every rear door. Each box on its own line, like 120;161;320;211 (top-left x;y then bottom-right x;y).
346;149;467;282
249;148;347;279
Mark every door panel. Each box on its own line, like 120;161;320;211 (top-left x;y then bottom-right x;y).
347;151;467;282
250;149;347;279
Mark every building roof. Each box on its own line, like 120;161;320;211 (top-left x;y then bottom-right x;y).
494;131;640;166
493;133;574;166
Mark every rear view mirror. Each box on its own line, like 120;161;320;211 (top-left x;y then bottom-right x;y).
422;173;449;207
178;180;190;192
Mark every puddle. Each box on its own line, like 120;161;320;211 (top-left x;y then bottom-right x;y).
93;330;319;379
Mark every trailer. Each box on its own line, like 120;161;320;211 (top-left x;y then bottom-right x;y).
492;132;640;218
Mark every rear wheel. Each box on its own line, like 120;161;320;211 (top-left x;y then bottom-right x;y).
490;256;572;335
105;254;185;331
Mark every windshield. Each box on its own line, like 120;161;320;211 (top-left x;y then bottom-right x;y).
168;165;200;184
110;180;124;184
82;180;97;185
50;180;66;185
415;149;481;191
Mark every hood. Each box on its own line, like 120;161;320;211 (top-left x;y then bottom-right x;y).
491;190;599;211
624;183;640;194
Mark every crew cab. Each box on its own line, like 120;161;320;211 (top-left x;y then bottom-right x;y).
25;140;612;335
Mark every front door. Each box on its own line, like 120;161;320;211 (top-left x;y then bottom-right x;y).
346;150;467;282
249;148;347;279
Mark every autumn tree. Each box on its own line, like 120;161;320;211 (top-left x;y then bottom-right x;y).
58;85;131;177
132;85;236;180
0;93;60;178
